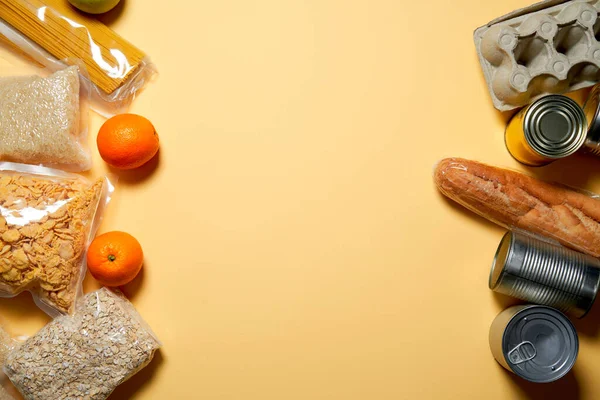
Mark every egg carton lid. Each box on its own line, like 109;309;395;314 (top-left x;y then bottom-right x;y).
482;0;570;27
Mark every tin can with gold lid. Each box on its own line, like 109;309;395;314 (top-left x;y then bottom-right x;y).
505;95;587;166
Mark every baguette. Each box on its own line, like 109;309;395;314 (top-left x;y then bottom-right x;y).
434;157;600;257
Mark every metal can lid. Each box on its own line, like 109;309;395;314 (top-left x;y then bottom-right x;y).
524;95;587;159
503;305;578;383
489;231;512;290
583;85;600;132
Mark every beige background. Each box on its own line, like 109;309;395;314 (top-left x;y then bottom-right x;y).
1;0;599;398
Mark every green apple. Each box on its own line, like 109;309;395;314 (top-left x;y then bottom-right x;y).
68;0;121;14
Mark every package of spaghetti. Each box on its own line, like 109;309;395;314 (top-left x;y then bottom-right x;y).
0;65;92;171
0;0;156;117
0;162;113;316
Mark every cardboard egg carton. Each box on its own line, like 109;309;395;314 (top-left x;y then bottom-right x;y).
474;0;600;111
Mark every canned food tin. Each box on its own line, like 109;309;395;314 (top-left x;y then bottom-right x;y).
489;305;578;383
490;231;600;318
583;84;600;156
505;95;587;166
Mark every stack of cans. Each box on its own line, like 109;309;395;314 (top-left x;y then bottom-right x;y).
491;85;600;383
488;231;600;383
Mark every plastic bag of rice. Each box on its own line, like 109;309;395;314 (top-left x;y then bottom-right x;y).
0;66;91;171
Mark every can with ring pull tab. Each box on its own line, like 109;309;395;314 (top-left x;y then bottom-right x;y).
489;305;578;383
505;95;587;166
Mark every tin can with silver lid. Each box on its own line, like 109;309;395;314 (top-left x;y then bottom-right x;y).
505;95;587;166
489;305;578;383
490;231;600;318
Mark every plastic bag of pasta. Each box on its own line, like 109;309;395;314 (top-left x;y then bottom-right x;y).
5;288;161;400
0;162;112;316
0;0;156;117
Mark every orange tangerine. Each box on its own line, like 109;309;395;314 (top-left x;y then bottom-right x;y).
87;231;143;287
97;113;159;170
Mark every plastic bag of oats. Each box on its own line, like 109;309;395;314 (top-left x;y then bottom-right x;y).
0;162;113;315
0;386;15;400
0;319;23;400
4;288;161;400
0;65;92;171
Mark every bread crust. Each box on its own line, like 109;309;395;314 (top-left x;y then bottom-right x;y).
434;157;600;257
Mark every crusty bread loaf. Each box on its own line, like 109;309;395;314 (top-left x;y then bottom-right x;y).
434;157;600;257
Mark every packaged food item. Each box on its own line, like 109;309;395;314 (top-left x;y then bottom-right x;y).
0;0;156;117
0;66;91;171
434;157;600;257
474;0;600;111
0;323;17;368
0;386;15;400
505;95;586;166
4;288;161;400
490;231;600;318
0;162;112;315
489;305;578;383
0;321;21;400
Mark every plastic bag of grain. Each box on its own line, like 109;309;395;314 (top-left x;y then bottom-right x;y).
0;320;21;400
0;65;91;171
4;288;161;400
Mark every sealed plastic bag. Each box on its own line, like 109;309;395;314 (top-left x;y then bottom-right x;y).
434;157;600;258
0;65;91;171
0;320;22;400
0;0;156;117
4;288;161;400
0;162;112;315
0;326;14;368
0;386;14;400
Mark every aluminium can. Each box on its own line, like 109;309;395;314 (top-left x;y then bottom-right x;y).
583;84;600;156
489;231;600;318
505;95;587;166
489;305;578;383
